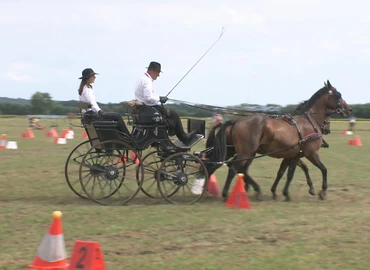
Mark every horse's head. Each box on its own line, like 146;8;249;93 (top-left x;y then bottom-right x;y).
324;80;352;117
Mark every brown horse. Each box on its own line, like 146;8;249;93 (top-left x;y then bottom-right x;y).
206;80;351;201
206;112;331;201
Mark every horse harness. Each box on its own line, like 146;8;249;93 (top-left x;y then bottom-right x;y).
280;113;323;157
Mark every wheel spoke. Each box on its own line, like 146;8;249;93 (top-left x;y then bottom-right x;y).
65;140;91;199
157;153;209;204
79;140;143;205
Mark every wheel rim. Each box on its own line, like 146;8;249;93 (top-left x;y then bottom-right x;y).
64;140;91;199
137;151;163;198
157;152;209;204
79;140;144;205
137;150;178;199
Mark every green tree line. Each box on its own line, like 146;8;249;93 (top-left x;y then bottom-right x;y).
0;92;367;118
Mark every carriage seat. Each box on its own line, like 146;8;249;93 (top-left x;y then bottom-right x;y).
77;102;129;134
77;102;97;124
123;100;165;126
132;105;165;125
100;112;130;134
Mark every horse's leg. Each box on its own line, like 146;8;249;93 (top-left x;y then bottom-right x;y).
244;172;263;201
305;152;327;200
271;158;289;200
297;159;315;196
282;158;299;201
233;158;262;200
222;165;237;201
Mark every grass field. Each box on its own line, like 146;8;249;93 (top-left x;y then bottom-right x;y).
1;116;370;269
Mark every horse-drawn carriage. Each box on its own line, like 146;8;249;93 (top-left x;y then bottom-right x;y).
65;101;210;205
65;81;352;205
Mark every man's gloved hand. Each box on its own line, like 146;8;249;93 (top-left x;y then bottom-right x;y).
98;110;104;117
159;96;168;104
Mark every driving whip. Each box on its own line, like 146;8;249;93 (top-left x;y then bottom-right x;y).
165;26;226;97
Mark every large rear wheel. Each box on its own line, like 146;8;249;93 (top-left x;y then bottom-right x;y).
79;140;144;205
64;140;91;199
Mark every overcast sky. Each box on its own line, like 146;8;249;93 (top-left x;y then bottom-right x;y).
1;0;369;106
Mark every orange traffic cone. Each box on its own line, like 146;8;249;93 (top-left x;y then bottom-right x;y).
60;129;69;139
0;134;6;149
27;128;35;138
28;211;69;269
54;137;67;145
82;130;88;139
116;154;127;164
46;127;58;138
69;240;106;270
206;174;221;198
130;151;139;164
22;128;35;138
225;173;251;209
65;128;74;139
349;136;363;146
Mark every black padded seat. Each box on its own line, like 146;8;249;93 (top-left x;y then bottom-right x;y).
132;105;164;125
101;112;130;135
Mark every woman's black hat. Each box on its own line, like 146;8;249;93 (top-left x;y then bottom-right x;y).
79;68;99;79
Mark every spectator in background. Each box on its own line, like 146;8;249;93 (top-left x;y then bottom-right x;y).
349;115;356;132
212;114;223;126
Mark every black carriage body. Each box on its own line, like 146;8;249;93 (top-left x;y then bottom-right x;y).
81;104;206;154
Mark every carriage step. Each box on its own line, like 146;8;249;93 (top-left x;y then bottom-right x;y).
173;134;204;149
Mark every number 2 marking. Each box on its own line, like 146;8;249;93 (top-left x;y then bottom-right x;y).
76;247;87;268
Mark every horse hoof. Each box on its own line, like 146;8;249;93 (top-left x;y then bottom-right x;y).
255;193;263;201
284;196;291;202
309;188;316;196
272;194;277;200
319;190;326;200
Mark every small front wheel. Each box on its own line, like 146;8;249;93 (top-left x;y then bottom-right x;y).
137;150;164;198
157;152;209;204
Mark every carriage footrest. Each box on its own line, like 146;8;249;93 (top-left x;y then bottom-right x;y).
173;134;204;149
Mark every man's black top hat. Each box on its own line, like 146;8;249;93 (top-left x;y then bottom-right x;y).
79;68;99;79
146;62;162;73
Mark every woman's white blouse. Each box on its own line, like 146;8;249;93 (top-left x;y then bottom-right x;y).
79;85;101;113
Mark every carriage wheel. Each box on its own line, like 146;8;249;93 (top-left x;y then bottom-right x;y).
157;152;209;204
137;151;178;198
64;140;91;199
137;151;163;198
79;140;144;205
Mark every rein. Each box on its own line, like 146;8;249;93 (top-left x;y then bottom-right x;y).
204;142;300;165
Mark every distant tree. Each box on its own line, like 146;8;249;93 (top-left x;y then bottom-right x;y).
30;92;54;114
0;103;32;115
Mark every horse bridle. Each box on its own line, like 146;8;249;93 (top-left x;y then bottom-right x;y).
321;117;330;135
328;89;345;115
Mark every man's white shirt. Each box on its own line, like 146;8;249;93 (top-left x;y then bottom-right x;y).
135;73;160;106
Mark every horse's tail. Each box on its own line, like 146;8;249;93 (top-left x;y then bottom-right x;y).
211;120;234;163
206;122;223;148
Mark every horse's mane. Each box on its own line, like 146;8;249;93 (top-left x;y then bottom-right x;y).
294;100;308;113
294;86;328;114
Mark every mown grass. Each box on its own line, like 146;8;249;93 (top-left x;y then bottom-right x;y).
0;117;369;269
